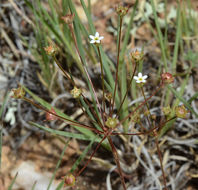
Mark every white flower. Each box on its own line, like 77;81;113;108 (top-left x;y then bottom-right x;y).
89;32;104;44
134;73;148;83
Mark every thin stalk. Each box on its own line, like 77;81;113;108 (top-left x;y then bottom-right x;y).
97;46;105;116
111;116;177;136
140;86;154;128
107;136;127;190
77;98;102;128
23;97;103;134
81;95;104;129
75;129;112;177
119;83;164;126
154;132;168;190
111;17;123;116
116;62;137;117
53;55;75;86
69;24;104;123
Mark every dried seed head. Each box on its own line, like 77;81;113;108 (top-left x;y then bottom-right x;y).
151;114;156;120
46;108;57;121
61;13;75;24
44;44;57;56
116;5;129;17
161;72;174;84
162;105;171;116
11;86;25;99
131;48;144;62
63;174;75;187
70;86;82;98
175;105;188;118
105;117;118;128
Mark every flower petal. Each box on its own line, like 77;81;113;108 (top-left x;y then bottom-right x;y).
134;76;138;80
95;32;99;37
138;73;142;77
99;36;104;40
89;35;95;39
142;75;148;79
90;40;95;44
95;40;100;43
136;80;141;83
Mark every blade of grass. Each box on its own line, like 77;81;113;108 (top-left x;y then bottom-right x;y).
150;0;168;71
172;2;181;72
70;135;96;173
31;182;37;190
8;173;18;190
120;0;138;61
47;139;71;190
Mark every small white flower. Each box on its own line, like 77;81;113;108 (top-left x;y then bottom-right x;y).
134;73;148;83
89;32;104;44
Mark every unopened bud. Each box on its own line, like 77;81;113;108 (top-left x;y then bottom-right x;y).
131;112;140;123
46;108;57;121
63;174;75;187
161;72;174;84
70;86;82;98
11;86;25;99
162;106;171;116
175;105;188;118
116;5;129;17
61;13;75;24
151;114;156;120
44;44;57;56
105;117;118;128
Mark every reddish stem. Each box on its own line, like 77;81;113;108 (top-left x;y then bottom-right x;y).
23;97;103;134
107;136;127;190
75;129;112;177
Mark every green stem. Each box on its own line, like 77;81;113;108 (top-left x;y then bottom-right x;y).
116;62;137;117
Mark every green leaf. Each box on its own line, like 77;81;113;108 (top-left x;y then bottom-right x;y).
8;173;18;190
47;139;70;190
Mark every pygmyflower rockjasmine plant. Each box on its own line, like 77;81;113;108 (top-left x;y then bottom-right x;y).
89;32;104;44
134;73;148;83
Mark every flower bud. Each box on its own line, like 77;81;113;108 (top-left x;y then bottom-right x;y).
11;86;25;99
70;86;82;98
61;13;75;24
162;106;171;116
116;5;129;17
175;105;188;118
63;174;75;187
161;72;174;84
46;108;57;121
105;117;118;128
